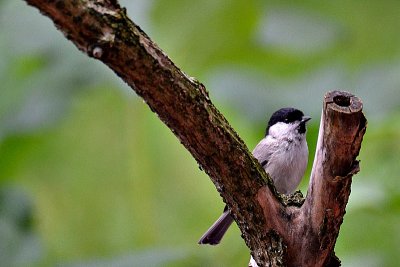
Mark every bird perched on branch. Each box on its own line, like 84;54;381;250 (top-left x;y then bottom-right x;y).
198;107;311;246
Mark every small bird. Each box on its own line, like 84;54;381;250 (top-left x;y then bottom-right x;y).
198;107;311;245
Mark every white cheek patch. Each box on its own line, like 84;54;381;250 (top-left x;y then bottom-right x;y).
268;122;292;138
269;121;302;142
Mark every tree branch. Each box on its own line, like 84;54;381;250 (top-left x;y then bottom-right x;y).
23;1;367;266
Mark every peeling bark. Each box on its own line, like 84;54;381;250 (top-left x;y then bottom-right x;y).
23;1;367;266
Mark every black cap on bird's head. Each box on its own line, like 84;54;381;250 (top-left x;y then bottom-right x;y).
266;108;311;136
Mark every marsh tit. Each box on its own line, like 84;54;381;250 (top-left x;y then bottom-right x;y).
198;107;311;245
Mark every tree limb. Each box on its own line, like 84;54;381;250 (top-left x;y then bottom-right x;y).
23;1;367;266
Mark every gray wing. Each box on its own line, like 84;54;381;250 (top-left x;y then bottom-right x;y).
252;137;277;168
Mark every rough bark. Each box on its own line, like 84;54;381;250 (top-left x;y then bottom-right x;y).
23;1;367;266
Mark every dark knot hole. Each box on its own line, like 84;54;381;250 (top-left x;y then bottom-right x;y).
333;95;351;107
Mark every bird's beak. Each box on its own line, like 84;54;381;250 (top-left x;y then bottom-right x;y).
302;116;311;123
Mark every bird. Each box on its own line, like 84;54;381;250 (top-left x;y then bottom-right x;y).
198;107;311;245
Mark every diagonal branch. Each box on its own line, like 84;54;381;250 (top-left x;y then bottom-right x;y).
23;0;277;263
23;1;367;266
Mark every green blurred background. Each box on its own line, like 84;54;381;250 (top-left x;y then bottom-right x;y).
1;0;400;266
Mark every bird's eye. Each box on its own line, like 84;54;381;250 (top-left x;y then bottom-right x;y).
284;118;289;122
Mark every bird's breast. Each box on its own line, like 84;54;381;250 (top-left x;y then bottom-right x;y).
265;138;308;194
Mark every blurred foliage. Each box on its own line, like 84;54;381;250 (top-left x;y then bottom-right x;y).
0;0;400;266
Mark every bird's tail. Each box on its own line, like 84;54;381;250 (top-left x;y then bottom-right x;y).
198;209;234;245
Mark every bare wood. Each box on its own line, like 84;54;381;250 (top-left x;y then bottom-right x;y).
23;1;367;266
290;91;366;266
